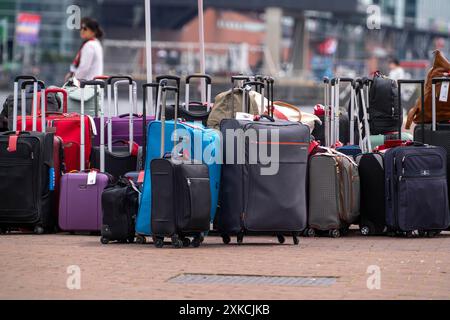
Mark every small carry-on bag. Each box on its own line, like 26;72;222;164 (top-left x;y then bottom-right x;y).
0;76;56;234
90;76;140;179
135;84;221;244
217;81;309;245
307;148;360;238
100;177;140;244
384;144;449;237
413;77;450;204
150;85;211;248
58;80;112;233
177;74;212;126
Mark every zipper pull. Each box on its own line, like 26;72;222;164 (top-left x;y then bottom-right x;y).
31;152;34;160
187;178;191;186
399;176;403;182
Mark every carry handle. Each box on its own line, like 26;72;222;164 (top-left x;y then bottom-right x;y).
106;75;133;85
160;85;179;157
142;83;160;169
156;75;181;86
398;80;425;140
185;74;212;112
94;75;109;81
79;80;105;171
14;75;38;82
20;80;45;90
255;114;275;122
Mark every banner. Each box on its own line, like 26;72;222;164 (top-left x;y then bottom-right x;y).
16;13;41;45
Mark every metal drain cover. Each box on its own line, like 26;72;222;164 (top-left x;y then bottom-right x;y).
168;274;337;287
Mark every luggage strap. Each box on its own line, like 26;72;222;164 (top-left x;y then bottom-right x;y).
7;131;20;153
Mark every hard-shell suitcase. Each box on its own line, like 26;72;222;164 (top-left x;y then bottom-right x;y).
58;80;112;233
134;83;221;243
413;77;450;205
217;81;309;245
90;76;140;179
307;148;360;238
0;76;56;234
384;145;449;237
100;177;140;244
150;86;211;248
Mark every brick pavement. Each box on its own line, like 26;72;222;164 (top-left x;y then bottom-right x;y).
0;231;449;300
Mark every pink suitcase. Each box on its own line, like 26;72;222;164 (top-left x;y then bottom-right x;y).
58;80;111;232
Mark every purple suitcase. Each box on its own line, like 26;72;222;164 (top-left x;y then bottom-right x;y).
92;78;155;146
58;80;111;232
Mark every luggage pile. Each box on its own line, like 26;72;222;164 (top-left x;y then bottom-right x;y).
0;51;449;248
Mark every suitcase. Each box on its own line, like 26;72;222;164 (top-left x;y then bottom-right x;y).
384;144;449;237
413;77;450;207
0;77;56;234
306;148;360;238
177;74;212;126
217;80;309;245
150;89;211;248
100;177;140;244
90;77;140;179
92;77;155;146
58;80;112;233
135;83;221;243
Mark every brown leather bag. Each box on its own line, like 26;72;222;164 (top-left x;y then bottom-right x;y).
406;50;450;129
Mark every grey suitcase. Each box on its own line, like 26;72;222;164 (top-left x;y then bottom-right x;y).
306;148;360;238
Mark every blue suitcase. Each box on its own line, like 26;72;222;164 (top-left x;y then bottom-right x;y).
135;85;221;243
384;145;450;237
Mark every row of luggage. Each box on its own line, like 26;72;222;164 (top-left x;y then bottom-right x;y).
1;67;449;248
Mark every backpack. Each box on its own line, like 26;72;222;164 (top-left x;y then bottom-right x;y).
368;71;401;135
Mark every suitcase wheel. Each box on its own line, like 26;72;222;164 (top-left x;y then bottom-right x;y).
34;226;45;235
192;236;202;248
305;228;316;238
276;234;285;244
154;237;164;248
360;226;371;236
181;237;191;247
136;235;147;244
237;232;244;245
221;234;231;245
329;229;341;238
171;236;183;249
127;236;135;244
292;233;299;245
100;237;109;245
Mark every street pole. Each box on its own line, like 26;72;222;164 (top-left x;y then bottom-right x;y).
1;19;7;64
198;0;206;102
145;0;154;114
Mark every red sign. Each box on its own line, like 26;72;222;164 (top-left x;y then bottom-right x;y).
16;13;41;45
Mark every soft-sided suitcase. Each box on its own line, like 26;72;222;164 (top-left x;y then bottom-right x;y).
150;89;211;248
307;148;360;238
135;83;221;244
0;77;56;234
92;77;155;146
217;80;309;245
413;77;450;205
58;80;112;233
100;177;140;244
384;144;449;237
90;76;140;179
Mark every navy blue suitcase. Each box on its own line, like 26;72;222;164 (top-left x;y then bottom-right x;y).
384;145;450;237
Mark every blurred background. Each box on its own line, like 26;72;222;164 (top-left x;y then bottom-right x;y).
1;0;450;106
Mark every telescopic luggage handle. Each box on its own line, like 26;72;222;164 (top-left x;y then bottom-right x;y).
159;85;179;158
155;75;181;120
80;80;105;172
142;83;160;169
113;79;137;116
398;79;425;141
243;81;265;115
185;74;212;112
13;79;45;132
42;88;68;133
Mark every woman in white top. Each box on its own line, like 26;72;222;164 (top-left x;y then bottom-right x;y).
65;17;104;81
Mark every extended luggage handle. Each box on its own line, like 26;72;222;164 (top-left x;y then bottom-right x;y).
398;80;425;141
243;81;265;115
230;75;251;118
323;77;331;147
142;83;160;168
42;88;68;133
106;76;135;154
185;74;212;112
160;85;179;158
155;75;181;120
19;80;46;132
431;77;450;132
330;78;355;147
80;80;106;172
93;75;109;117
261;76;275;118
12;78;43;132
113;79;137;116
355;78;372;152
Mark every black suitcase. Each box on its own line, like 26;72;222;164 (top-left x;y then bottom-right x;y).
217;97;310;245
414;77;450;208
100;177;140;244
356;153;387;235
0;131;55;234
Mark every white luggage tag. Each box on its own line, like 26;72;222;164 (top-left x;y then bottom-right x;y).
87;170;97;185
235;112;254;121
439;82;449;102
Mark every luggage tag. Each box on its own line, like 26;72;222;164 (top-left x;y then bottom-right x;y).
7;133;19;153
137;171;145;184
49;168;55;191
439;82;449;102
236;112;254;121
87;170;97;185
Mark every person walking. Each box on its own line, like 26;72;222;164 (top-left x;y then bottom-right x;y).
65;17;104;82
